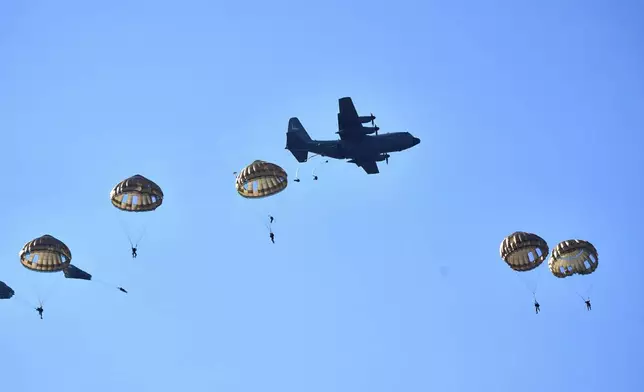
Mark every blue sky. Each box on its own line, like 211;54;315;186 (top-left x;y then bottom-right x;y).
1;1;643;391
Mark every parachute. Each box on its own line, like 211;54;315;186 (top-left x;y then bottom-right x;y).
0;281;15;300
18;234;120;304
18;234;77;306
500;231;549;272
18;234;91;281
110;174;164;212
500;231;550;300
235;160;288;236
548;240;598;278
235;160;288;198
548;239;598;304
110;174;164;254
19;234;72;273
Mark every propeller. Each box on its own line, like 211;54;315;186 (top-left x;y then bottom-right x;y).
374;123;379;135
370;113;375;126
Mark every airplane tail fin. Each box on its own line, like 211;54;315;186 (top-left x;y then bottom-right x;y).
286;117;312;163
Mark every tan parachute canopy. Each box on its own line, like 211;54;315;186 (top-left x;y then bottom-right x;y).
110;174;164;212
500;231;549;272
19;234;72;273
236;160;288;198
548;239;598;278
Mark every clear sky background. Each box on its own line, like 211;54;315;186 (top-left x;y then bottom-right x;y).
1;1;643;391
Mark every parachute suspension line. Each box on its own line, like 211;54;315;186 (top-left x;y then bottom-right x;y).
117;212;149;249
530;259;549;295
118;217;134;248
514;270;537;297
92;278;126;293
234;189;272;234
38;277;64;307
567;282;593;302
134;226;147;248
12;294;36;309
245;206;273;234
515;256;548;298
92;278;113;287
256;210;272;233
29;274;64;308
584;283;594;299
245;197;276;234
311;159;329;179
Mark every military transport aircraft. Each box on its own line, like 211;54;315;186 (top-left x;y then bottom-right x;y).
285;97;420;174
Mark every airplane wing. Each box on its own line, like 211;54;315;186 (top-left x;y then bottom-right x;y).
352;160;379;174
337;97;365;138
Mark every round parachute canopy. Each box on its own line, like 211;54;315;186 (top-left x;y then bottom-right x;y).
110;174;164;212
236;160;288;199
548;239;598;278
500;231;549;272
19;234;72;273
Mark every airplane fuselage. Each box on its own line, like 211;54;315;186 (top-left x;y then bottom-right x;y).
307;132;420;161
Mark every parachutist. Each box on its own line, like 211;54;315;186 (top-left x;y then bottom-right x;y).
269;232;275;244
131;247;137;258
269;215;274;224
534;300;540;314
118;287;128;294
585;299;591;311
294;178;300;182
36;306;44;319
313;175;318;181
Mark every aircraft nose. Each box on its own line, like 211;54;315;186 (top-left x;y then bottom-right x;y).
412;137;420;146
